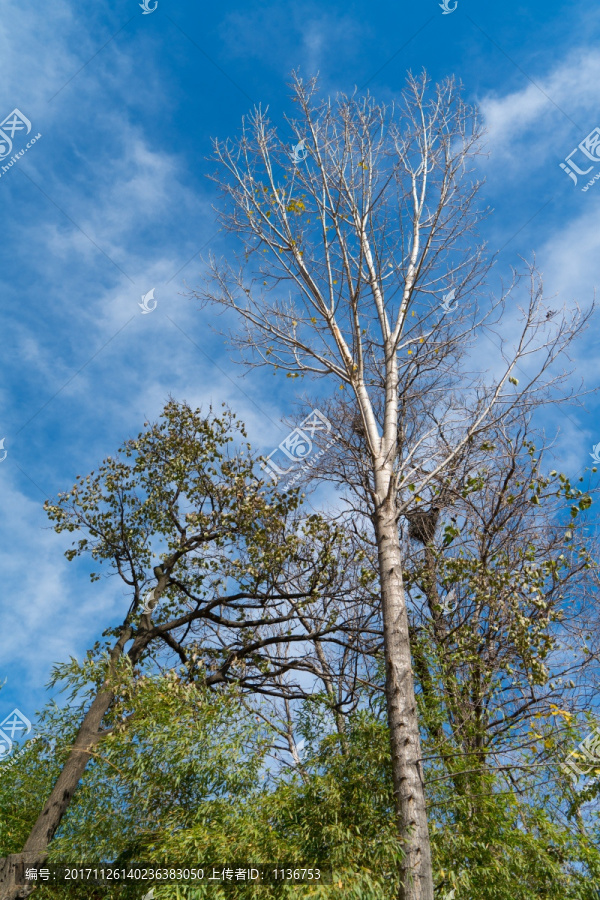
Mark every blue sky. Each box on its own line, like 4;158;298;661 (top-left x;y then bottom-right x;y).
1;0;599;734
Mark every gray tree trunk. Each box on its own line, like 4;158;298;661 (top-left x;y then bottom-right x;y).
374;487;433;900
0;685;116;900
0;629;138;900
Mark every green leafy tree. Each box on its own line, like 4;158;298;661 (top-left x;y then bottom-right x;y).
0;400;360;899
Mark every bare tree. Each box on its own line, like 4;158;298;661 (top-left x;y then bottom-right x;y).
194;72;591;900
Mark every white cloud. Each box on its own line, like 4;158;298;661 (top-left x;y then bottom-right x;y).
0;0;77;114
0;474;123;691
479;48;600;168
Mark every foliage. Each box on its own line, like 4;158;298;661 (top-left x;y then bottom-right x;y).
2;677;599;900
4;408;600;900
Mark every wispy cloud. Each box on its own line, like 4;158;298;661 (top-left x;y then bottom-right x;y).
1;0;600;723
479;47;600;168
219;3;367;83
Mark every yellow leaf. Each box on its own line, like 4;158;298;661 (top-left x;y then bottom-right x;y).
549;706;574;722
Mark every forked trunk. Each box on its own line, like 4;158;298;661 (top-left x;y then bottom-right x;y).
374;488;433;900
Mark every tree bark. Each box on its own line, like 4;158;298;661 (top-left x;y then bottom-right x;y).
0;686;114;900
0;628;138;900
374;488;433;900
